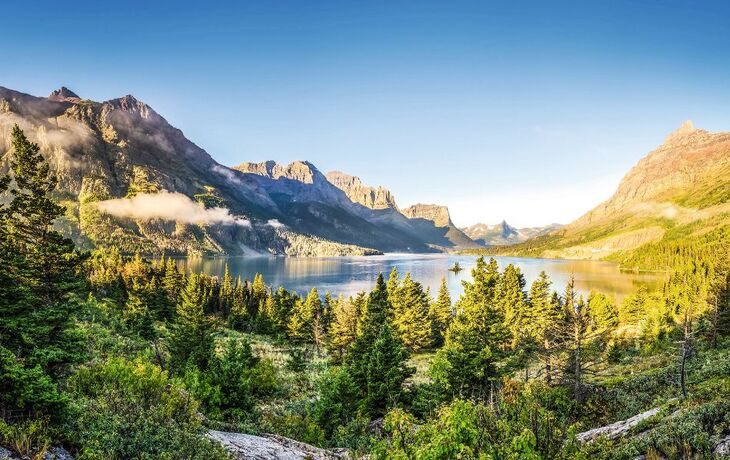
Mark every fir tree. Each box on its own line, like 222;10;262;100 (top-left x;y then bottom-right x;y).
391;273;432;351
431;258;510;403
527;272;564;385
167;273;216;372
328;295;359;361
364;324;414;417
162;257;183;314
288;287;323;346
218;264;234;317
429;277;453;347
349;274;394;393
0;125;84;416
0;125;85;374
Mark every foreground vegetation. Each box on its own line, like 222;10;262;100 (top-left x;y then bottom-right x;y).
1;125;729;458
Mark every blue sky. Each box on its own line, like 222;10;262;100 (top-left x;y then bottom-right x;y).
3;0;729;227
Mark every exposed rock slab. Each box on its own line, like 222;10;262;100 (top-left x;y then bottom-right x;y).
206;430;346;460
0;446;74;460
576;407;661;443
715;434;730;457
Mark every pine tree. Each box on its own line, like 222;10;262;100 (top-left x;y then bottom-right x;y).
560;278;601;402
167;273;216;372
364;324;414;417
249;273;267;320
349;274;394;393
162;257;183;312
328;295;359;361
429;277;453;347
0;125;84;416
0;125;85;374
218;264;234;317
495;264;528;338
229;277;250;330
527;272;564;385
387;267;401;308
360;273;392;338
322;291;334;334
391;273;432;351
430;258;510;403
288;287;323;347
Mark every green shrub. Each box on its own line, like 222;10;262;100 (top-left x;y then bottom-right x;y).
66;357;228;460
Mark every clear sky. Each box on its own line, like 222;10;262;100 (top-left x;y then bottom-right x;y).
3;0;729;227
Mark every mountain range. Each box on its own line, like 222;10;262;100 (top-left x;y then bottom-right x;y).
461;221;563;246
0;86;481;256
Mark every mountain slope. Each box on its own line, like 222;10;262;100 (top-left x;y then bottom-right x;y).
0;86;397;255
232;160;435;252
479;121;730;268
321;171;481;250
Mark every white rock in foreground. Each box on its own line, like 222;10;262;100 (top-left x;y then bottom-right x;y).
576;407;661;443
206;430;346;460
715;434;730;457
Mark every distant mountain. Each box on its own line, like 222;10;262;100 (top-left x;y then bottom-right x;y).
401;204;482;249
237;162;481;251
461;221;562;246
487;120;730;268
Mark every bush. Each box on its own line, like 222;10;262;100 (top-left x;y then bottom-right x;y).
66;357;228;460
312;367;359;439
0;346;65;418
185;338;279;422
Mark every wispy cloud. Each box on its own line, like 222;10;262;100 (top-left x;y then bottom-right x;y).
96;192;250;226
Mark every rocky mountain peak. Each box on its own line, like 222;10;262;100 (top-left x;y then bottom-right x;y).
48;86;80;101
103;94;155;119
402;203;453;228
234;160;325;185
663;119;698;144
326;170;399;210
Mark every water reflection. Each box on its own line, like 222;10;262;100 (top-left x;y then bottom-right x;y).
170;254;665;303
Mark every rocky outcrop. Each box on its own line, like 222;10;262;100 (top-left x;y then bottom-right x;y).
0;446;74;460
237;160;324;185
206;430;348;460
326;171;398;210
576;407;662;444
715;434;730;457
48;87;81;102
402;203;453;228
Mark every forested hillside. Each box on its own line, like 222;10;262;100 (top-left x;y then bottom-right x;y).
2;126;729;459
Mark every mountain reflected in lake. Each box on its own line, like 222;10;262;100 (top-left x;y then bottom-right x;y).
171;254;666;303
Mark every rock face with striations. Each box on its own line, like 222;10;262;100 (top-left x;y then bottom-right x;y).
402;204;453;228
206;430;347;460
326;171;398;210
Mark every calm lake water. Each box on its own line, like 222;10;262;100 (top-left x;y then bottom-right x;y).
172;254;665;304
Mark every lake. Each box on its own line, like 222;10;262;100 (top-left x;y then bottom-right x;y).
172;254;665;304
